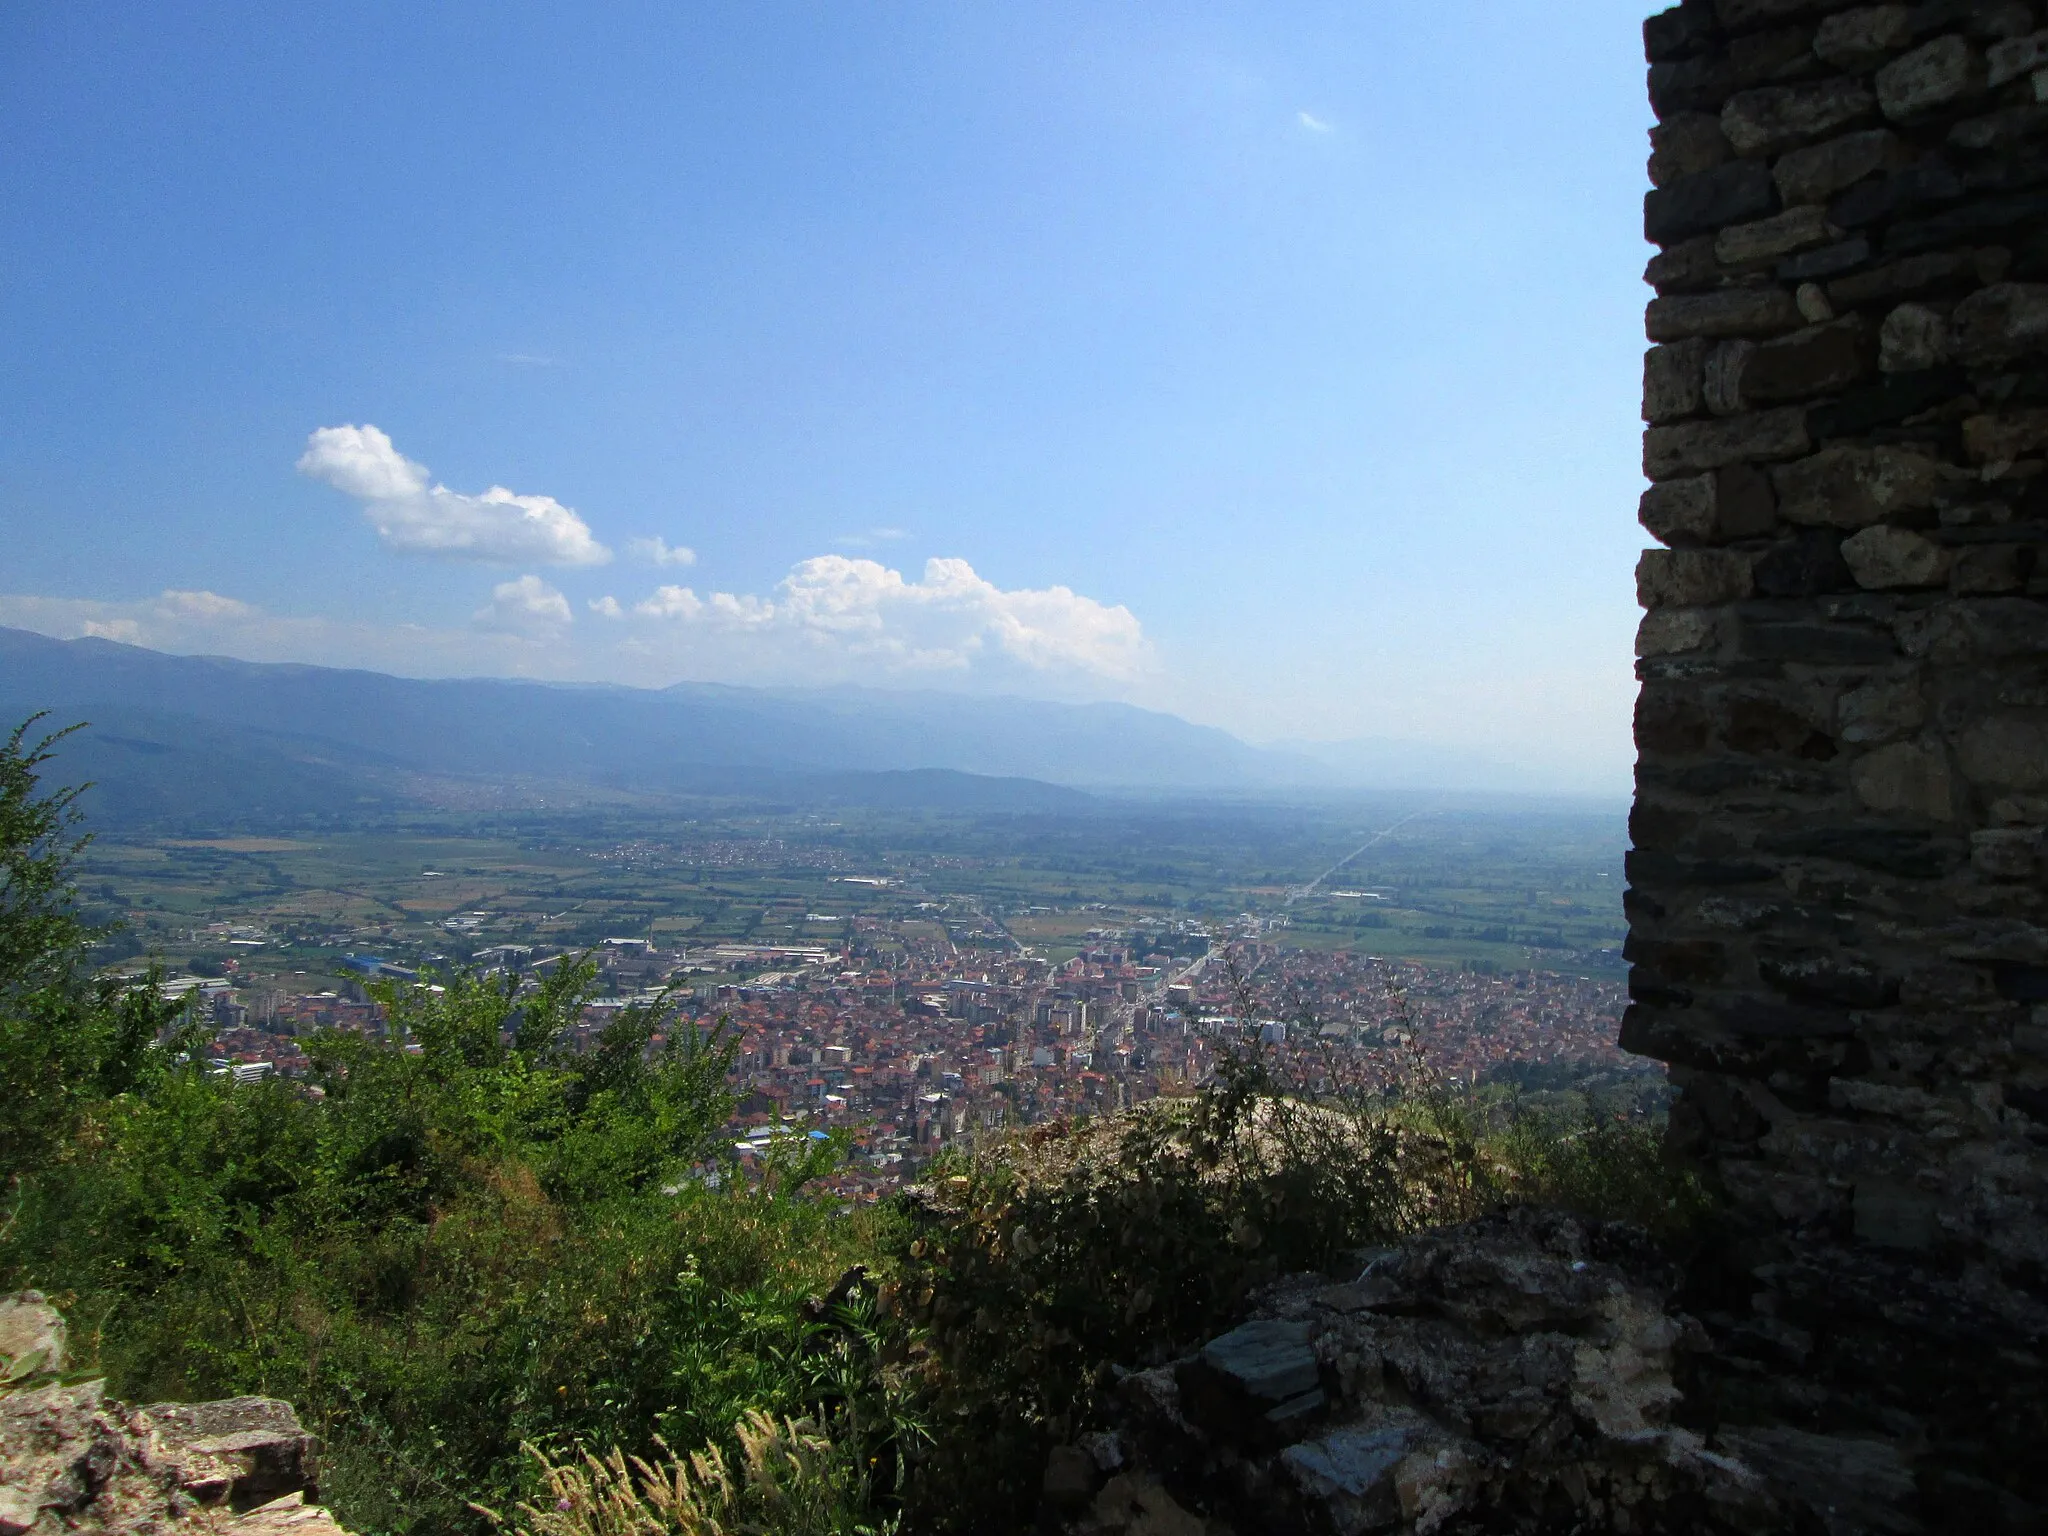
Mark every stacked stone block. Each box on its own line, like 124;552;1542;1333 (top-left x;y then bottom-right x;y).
1628;0;2048;1521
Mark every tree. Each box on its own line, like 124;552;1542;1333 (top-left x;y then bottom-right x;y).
0;716;188;1179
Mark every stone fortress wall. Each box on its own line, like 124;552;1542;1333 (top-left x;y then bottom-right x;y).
1627;0;2048;1520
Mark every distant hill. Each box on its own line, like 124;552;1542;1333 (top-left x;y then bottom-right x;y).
0;626;1271;828
0;626;1559;830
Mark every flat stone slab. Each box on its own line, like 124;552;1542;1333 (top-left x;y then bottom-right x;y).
1199;1319;1319;1403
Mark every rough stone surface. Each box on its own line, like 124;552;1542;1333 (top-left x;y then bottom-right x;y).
0;1300;64;1388
0;1354;353;1536
1056;1210;1941;1536
1633;1;2048;1526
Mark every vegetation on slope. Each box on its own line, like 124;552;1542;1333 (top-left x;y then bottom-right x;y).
0;716;1703;1536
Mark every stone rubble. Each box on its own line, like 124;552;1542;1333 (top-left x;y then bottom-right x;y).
0;1294;352;1536
1039;1209;1924;1535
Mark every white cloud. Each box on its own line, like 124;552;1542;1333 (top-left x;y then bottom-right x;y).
629;556;1149;681
1297;111;1333;134
0;555;1151;696
628;536;697;567
473;575;572;638
297;424;611;567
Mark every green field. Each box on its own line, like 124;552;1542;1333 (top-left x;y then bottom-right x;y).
74;793;1627;982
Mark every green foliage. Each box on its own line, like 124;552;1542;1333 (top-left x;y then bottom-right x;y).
0;715;193;1179
884;1046;1709;1533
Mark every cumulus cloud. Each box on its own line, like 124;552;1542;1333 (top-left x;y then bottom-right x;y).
297;424;611;567
0;556;1151;694
473;575;573;638
629;556;1149;681
628;536;696;567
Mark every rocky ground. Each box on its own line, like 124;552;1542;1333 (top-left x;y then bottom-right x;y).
0;1294;352;1536
1038;1209;1925;1535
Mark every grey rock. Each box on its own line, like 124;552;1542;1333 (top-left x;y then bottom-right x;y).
1838;672;1925;744
1646;233;1726;293
1640;473;1718;544
1986;28;2048;88
1957;717;2048;789
1645;160;1777;245
1648;111;1733;188
1199;1319;1319;1403
1771;445;1942;528
1646;286;1804;340
1640;549;1755;610
1715;1427;1921;1535
1742;314;1875;402
0;1294;66;1383
1949;280;2048;365
1644;338;1709;422
1814;5;1913;72
1723;80;1878;156
1774;128;1908;205
1878;301;1949;371
1851;740;1955;819
1639;608;1721;656
1842;525;1951;588
1646;407;1811;476
1043;1444;1099;1510
1704;338;1757;414
1717;204;1837;266
1877;35;1984;122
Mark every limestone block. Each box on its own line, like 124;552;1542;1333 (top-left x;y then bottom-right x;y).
1716;204;1836;265
1948;280;2048;364
1814;6;1913;73
1643;338;1708;422
1648;111;1732;187
1958;718;2048;789
1852;740;1955;819
1638;608;1720;657
1987;28;2048;88
1842;525;1951;588
1723;80;1879;156
0;1294;66;1383
1877;35;1986;122
1771;445;1942;528
1646;286;1804;341
1838;672;1925;744
1279;1417;1436;1532
1639;548;1755;608
1645;160;1776;244
1645;407;1811;477
1775;128;1908;205
1647;233;1725;293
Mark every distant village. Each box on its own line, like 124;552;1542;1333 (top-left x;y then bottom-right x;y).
165;907;1652;1202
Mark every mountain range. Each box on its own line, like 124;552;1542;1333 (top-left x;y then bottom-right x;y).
0;626;1539;828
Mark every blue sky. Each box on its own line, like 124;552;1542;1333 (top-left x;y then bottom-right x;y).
0;1;1653;789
